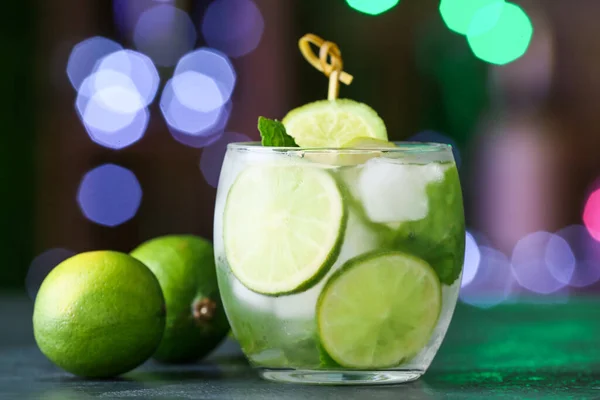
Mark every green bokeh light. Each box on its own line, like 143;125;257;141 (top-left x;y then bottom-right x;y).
346;0;399;16
467;2;533;65
440;0;505;35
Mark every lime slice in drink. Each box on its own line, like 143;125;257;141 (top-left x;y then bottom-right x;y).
317;251;441;369
282;99;387;148
341;137;395;149
322;137;396;166
223;165;346;295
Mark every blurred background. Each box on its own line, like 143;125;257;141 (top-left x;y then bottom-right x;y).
3;0;600;309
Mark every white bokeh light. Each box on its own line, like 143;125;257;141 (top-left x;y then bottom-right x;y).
174;48;236;110
67;37;123;91
75;55;152;149
133;4;197;67
160;77;232;144
76;74;137;131
95;50;159;108
172;71;224;113
201;0;265;58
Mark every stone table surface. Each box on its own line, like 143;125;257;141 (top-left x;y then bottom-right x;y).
1;294;599;399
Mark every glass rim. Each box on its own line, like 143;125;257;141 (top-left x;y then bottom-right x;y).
227;141;452;154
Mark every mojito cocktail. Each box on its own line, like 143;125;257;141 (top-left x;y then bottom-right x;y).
214;141;464;384
214;33;464;384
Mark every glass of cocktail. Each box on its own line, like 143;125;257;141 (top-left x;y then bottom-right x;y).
214;141;464;385
213;33;465;385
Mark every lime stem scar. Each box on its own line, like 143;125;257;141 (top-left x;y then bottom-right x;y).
193;298;216;323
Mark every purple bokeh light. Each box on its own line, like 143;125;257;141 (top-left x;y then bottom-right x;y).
95;50;159;108
461;231;481;288
201;0;265;58
460;246;515;308
172;71;225;113
77;164;143;227
75;70;149;149
67;37;122;91
133;4;197;67
200;132;251;188
25;248;76;300
174;48;236;110
408;130;462;167
511;231;569;294
167;101;232;149
545;233;577;285
160;77;232;148
113;0;156;40
555;225;600;288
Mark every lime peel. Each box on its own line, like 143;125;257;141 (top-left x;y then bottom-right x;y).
224;165;347;295
317;250;441;369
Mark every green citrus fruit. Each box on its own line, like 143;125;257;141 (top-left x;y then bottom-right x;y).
282;99;388;147
33;251;166;378
131;235;229;363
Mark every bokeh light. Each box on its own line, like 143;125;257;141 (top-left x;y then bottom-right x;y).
168;101;232;149
172;71;225;113
346;0;399;16
200;132;251;188
467;2;533;65
71;48;157;150
460;246;515;308
25;249;76;300
133;4;197;67
95;50;159;108
77;164;143;227
201;0;264;58
113;0;155;39
75;73;149;149
175;48;236;111
160;77;232;148
440;0;505;35
511;231;569;294
461;231;481;287
583;189;600;242
408;130;462;167
67;37;123;91
545;234;576;285
556;225;600;288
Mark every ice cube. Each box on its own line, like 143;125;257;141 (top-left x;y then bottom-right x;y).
336;209;386;265
357;158;447;224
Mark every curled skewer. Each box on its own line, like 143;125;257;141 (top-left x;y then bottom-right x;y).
299;34;354;100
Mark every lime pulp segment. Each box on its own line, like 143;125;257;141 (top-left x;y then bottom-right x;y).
282;99;388;148
317;251;441;369
223;165;346;295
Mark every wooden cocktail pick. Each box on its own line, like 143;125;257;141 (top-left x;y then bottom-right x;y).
298;34;354;100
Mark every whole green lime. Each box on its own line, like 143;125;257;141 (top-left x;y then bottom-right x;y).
33;251;166;378
131;235;229;363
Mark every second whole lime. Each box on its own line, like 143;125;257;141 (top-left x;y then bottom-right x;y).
131;235;229;363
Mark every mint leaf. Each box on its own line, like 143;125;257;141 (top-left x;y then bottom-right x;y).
258;117;298;147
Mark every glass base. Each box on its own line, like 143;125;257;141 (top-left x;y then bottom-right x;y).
259;369;423;385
